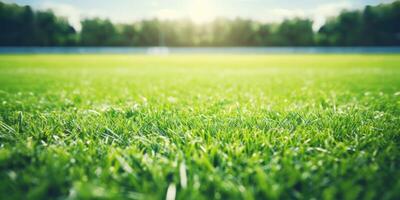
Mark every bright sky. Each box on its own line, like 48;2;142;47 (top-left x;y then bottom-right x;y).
5;0;395;30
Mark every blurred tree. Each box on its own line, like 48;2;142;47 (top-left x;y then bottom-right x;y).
174;19;196;46
136;19;161;46
318;1;400;46
0;2;76;46
35;11;76;46
1;1;400;47
80;18;117;46
120;24;138;46
210;18;231;46
276;18;314;46
228;18;259;46
0;3;31;45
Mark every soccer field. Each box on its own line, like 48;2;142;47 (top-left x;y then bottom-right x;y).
0;54;399;199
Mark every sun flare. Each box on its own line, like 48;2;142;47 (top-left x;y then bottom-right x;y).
189;0;216;23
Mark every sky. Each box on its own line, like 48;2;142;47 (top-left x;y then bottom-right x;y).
4;0;396;30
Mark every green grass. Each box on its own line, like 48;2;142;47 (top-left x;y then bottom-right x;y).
0;54;399;200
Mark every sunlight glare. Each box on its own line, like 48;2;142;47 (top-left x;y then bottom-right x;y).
189;0;216;23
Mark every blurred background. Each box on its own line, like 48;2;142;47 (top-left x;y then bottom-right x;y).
0;0;399;48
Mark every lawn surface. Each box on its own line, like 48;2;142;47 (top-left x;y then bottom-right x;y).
0;54;399;199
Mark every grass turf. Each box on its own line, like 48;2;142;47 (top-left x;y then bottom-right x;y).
0;54;399;200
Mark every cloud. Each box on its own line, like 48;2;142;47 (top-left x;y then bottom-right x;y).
258;1;354;30
311;2;353;30
39;2;83;30
39;1;108;31
266;8;306;22
313;2;353;16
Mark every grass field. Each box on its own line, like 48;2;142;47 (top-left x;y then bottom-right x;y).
0;54;399;200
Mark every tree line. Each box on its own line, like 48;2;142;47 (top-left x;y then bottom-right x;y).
0;1;399;46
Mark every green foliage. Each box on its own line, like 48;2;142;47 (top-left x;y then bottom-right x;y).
0;2;77;46
80;18;118;46
318;1;400;46
0;54;399;199
1;1;400;46
136;19;162;46
276;18;314;46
